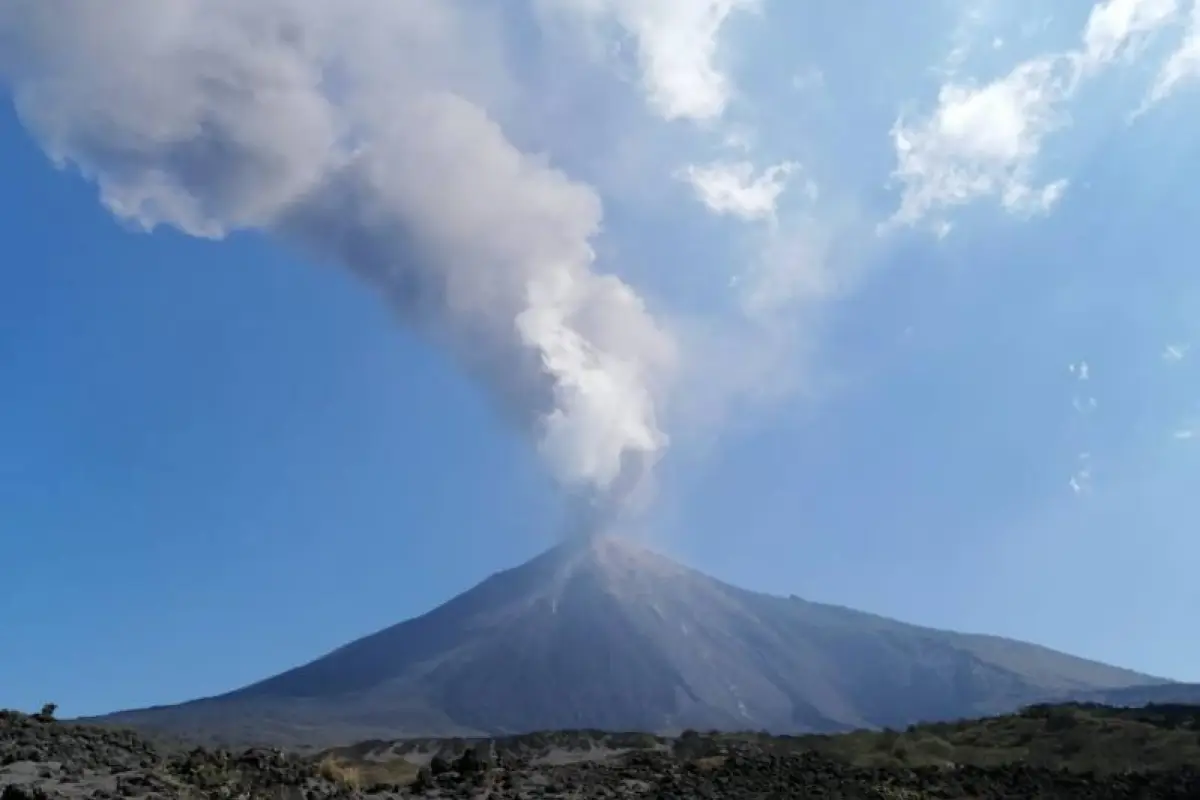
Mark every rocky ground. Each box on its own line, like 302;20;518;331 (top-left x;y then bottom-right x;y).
5;708;1200;799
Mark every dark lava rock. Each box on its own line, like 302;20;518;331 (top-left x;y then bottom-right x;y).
428;753;451;776
3;786;58;800
453;745;488;775
6;708;1200;798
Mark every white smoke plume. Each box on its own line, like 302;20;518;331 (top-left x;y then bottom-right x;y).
0;0;677;512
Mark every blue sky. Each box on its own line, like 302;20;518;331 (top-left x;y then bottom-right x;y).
3;0;1200;718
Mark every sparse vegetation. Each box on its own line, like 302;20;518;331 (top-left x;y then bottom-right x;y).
306;703;1200;778
4;703;1200;797
648;702;1200;774
317;754;363;788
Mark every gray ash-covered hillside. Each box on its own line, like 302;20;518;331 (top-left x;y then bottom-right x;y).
90;535;1171;746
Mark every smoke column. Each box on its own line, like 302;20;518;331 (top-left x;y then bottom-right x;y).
0;1;677;514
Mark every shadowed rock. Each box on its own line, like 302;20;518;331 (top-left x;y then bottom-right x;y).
7;707;1200;799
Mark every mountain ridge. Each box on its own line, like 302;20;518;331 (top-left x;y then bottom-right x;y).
88;535;1173;746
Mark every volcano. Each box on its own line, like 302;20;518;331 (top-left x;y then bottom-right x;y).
91;536;1168;746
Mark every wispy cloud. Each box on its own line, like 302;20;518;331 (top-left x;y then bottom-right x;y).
1162;343;1190;363
1070;452;1093;495
679;160;798;223
887;0;1186;231
544;0;758;123
887;56;1071;230
1078;0;1181;74
1141;0;1200;111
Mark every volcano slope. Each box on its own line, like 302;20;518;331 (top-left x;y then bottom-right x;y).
90;536;1169;746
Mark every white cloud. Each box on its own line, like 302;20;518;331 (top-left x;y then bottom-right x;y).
547;0;845;346
887;0;1185;231
887;56;1070;229
1070;452;1093;494
720;124;758;152
1141;0;1200;109
1069;473;1091;493
543;0;757;122
1163;343;1190;362
940;0;1000;79
1079;0;1181;74
735;212;843;319
679;159;798;222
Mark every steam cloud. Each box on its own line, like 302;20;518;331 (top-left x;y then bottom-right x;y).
0;1;676;512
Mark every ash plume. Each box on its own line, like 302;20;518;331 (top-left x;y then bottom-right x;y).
0;0;676;510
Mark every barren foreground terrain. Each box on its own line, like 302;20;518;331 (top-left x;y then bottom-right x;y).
4;703;1200;798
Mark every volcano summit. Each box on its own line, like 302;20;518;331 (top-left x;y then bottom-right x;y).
93;537;1165;746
